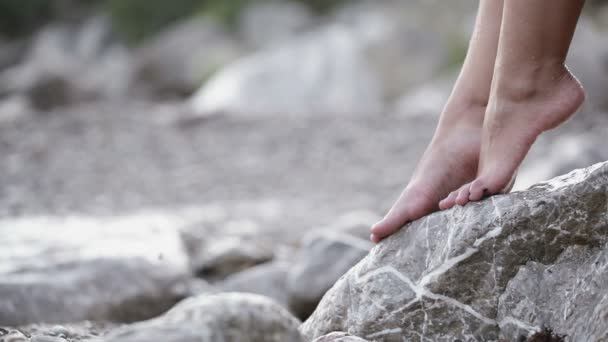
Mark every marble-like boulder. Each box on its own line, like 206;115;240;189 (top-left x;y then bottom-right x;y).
100;293;304;342
0;214;191;326
312;332;370;342
301;161;608;341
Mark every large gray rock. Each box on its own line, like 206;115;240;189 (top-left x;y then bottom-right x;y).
189;25;383;117
134;18;244;98
100;293;304;342
498;245;608;342
238;1;315;49
301;161;608;341
287;212;378;319
332;0;453;100
0;214;191;326
219;261;290;308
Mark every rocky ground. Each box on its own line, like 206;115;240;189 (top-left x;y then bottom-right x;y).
1;0;608;341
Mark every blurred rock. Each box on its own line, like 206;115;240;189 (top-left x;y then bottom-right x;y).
313;332;370;342
238;1;315;49
183;219;276;281
101;293;304;342
134;18;245;98
287;213;375;319
333;0;467;100
219;261;290;308
0;328;28;342
192;235;275;281
0;95;30;124
0;37;27;72
10;321;118;341
189;25;383;117
301;161;608;341
515;114;608;190
0;17;133;111
393;73;456;118
498;245;608;342
0;214;191;326
567;17;608;113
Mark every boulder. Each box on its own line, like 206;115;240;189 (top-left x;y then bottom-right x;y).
332;0;451;100
0;17;133;110
301;161;608;341
134;18;244;98
0;214;191;326
498;245;608;342
238;1;315;49
287;212;378;319
219;261;290;308
183;219;277;281
101;293;304;342
189;25;383;117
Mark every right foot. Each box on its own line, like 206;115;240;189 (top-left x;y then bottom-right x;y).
440;63;586;209
370;104;484;242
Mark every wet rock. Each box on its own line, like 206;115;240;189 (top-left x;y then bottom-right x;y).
287;212;377;319
134;18;244;98
312;332;370;342
101;293;304;342
219;261;290;308
301;161;608;341
0;214;190;326
189;25;383;117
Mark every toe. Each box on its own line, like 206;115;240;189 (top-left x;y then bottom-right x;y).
455;184;471;206
370;233;381;244
440;191;458;210
468;178;486;201
371;194;411;240
371;187;435;240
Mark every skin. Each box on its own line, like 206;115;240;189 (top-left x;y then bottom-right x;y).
440;0;586;209
370;0;504;242
372;0;586;242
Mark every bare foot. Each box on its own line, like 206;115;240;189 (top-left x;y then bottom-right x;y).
370;104;484;242
440;64;585;209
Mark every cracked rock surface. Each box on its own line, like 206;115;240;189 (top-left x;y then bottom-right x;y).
300;161;608;341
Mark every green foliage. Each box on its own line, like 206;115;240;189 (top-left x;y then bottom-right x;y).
0;0;353;42
105;0;205;43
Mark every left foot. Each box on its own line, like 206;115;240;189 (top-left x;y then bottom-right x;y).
440;63;585;209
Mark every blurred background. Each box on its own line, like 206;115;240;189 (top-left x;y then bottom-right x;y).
1;0;608;333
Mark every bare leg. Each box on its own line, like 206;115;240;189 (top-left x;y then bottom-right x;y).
370;0;504;242
441;0;586;209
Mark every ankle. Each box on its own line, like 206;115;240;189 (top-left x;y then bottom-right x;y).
492;61;570;102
